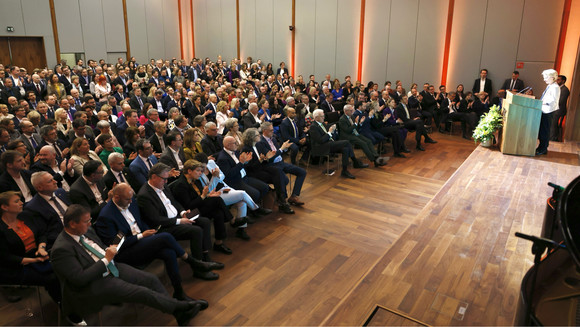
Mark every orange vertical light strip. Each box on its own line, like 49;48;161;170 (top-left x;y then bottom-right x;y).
440;0;455;86
190;0;195;58
356;0;366;81
48;0;61;63
554;0;572;72
122;0;131;59
291;0;295;77
178;0;185;59
236;0;240;59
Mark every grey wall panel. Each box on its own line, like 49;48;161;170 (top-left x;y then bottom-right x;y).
0;0;25;35
517;61;555;99
145;0;165;60
102;0;127;52
334;0;360;83
517;0;564;63
220;0;237;61
480;0;524;92
239;0;257;61
361;0;391;85
255;0;274;65
446;0;487;93
193;0;209;59
80;0;108;61
295;0;315;81
386;0;418;85
205;0;222;60
162;0;180;59
21;0;57;67
313;0;337;82
413;0;447;87
272;0;292;72
126;0;149;64
54;0;84;53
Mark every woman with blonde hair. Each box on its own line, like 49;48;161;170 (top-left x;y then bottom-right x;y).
215;101;229;134
54;108;72;141
183;128;203;161
70;138;107;176
0;104;13;120
224;118;242;145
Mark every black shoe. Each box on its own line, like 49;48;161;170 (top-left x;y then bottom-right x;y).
401;147;411;153
235;228;251;240
65;314;87;326
254;207;273;216
353;160;369;168
416;145;425;151
462;135;471;140
279;203;295;214
174;302;201;326
425;138;437;144
439;128;446;133
246;216;256;224
341;170;356;179
194;270;220;280
394;153;406;158
174;290;195;302
185;256;213;272
230;217;248;227
374;159;387;167
213;243;232;255
205;260;224;270
535;149;548;155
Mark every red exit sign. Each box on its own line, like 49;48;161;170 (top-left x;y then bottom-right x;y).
516;62;524;69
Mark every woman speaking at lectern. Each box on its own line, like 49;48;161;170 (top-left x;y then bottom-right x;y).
536;69;560;156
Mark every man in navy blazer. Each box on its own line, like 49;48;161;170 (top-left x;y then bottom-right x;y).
216;136;269;203
94;183;222;292
25;171;71;249
279;107;308;165
257;122;306;206
129;138;158;187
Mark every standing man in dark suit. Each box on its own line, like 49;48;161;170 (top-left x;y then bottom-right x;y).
149;89;167;120
395;95;437;151
69;161;111;222
26;74;46;100
25;171;71;248
472;68;492;98
50;204;205;326
309;109;368;179
551;74;570;141
500;71;525;92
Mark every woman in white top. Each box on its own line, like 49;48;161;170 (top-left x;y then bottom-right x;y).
215;101;230;135
54;108;72;140
94;75;111;103
239;63;250;81
536;69;561;155
70;138;107;176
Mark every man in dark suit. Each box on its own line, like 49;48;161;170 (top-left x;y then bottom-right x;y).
129;138;159;187
149;90;167;120
94;183;221;289
50;204;205;326
160;132;186;174
200;122;223;157
216;136;269;203
137;163;221;257
149;120;167;154
143;108;159;139
472;68;492;97
309;109;368;179
25;74;46;100
279;107;308;165
103;152;141;193
67;119;97;150
319;93;339;124
37;125;69;161
69;161;111;222
0;151;35;202
19;120;42;158
30;146;78;191
500;71;525;92
25;171;71;248
552;74;571;141
129;88;147;113
394;95;437;151
338;105;385;167
438;92;471;139
242;103;263;130
257;122;307;206
420;85;438;127
0;78;22;105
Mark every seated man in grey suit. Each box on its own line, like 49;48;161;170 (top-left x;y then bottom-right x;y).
159;132;186;176
50;204;207;326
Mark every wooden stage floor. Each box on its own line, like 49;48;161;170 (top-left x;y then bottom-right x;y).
2;134;579;326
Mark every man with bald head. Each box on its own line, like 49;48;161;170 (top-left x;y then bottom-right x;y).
30;145;78;191
216;136;269;203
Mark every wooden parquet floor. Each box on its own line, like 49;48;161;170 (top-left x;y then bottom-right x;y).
3;134;578;326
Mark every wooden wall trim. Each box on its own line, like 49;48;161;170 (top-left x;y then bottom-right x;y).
291;0;295;78
440;0;455;86
236;0;240;59
190;0;195;58
122;0;131;60
555;0;572;72
178;0;185;60
356;0;366;82
48;0;61;64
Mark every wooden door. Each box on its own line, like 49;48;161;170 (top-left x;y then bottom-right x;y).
0;37;47;71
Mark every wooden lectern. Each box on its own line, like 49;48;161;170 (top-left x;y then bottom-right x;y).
500;92;542;156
